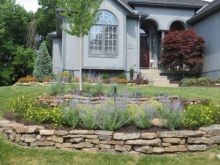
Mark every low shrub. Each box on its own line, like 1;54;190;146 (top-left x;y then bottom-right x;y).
183;103;220;129
62;107;80;128
49;83;65;95
79;107;97;129
197;77;210;86
134;105;156;129
158;102;183;130
17;75;37;83
180;77;211;87
25;106;63;125
111;77;128;84
95;101;131;131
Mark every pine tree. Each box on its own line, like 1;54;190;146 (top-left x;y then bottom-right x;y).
33;41;52;81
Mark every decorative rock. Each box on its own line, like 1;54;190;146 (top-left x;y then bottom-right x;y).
55;143;73;148
113;132;140;140
69;130;94;135
40;130;55;136
69;138;84;143
134;146;153;153
27;126;44;133
115;145;131;152
188;145;207;151
72;142;93;149
160;131;185;138
100;140;124;145
97;144;112;149
21;135;37;143
31;141;55;147
151;118;167;127
211;136;220;144
141;132;158;139
54;130;68;136
0;120;12;128
163;138;185;144
125;139;161;146
188;137;212;144
164;145;187;152
152;147;165;153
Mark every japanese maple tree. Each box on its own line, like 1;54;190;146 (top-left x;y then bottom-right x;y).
161;30;205;71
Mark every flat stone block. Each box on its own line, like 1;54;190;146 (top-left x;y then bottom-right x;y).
188;145;207;151
141;132;158;139
115;145;131;152
40;130;55;136
125;139;161;146
113;132;140;140
69;130;94;135
164;145;188;153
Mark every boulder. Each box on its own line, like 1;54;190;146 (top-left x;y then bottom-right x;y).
151;118;167;128
113;132;140;140
6;123;27;133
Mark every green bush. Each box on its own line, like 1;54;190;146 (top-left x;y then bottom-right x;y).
49;83;65;95
62;107;79;128
79;108;97;129
158;103;183;130
25;106;63;125
183;103;220;129
95;101;131;131
134;105;156;129
11;96;35;117
180;77;211;87
197;77;210;86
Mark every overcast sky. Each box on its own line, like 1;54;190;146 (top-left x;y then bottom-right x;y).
16;0;213;13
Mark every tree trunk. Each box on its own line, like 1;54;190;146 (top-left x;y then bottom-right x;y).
79;35;83;91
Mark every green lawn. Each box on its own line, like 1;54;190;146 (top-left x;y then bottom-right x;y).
0;85;220;165
1;85;220;118
0;135;220;165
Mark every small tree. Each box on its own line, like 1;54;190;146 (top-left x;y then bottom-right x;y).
57;0;103;91
33;41;52;81
161;30;205;71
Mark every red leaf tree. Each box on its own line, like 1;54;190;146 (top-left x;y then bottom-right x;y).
161;30;205;71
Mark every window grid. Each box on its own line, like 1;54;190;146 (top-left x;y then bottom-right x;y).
89;11;118;57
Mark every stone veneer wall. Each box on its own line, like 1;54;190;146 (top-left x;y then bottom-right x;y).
0;119;220;154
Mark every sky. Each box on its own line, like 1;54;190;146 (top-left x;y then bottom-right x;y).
16;0;213;13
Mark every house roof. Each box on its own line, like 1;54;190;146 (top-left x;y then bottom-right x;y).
188;0;220;24
127;0;208;9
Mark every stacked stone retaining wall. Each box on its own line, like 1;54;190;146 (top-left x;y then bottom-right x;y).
0;119;220;154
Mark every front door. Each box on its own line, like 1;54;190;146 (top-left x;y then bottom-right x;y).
140;35;150;68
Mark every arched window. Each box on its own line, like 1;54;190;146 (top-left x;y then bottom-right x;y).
170;21;185;31
89;10;118;56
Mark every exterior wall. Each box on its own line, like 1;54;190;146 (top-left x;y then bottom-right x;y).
192;11;220;80
83;0;128;71
135;6;195;30
126;18;139;78
52;39;62;73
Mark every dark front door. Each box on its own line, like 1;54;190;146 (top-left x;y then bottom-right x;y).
140;35;150;68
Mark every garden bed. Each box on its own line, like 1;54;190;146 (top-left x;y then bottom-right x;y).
0;119;220;154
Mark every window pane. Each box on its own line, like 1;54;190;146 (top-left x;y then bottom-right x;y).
89;26;103;54
104;26;117;54
97;11;117;25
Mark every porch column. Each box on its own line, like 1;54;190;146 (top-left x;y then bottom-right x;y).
159;30;166;69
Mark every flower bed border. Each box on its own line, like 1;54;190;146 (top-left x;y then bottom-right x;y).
0;119;220;154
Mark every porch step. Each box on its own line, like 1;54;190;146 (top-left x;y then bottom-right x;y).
140;69;179;87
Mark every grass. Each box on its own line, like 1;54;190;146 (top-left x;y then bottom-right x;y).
0;85;220;164
1;85;220;118
0;135;220;165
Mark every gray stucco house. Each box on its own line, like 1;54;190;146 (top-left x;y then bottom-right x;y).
188;0;220;79
50;0;219;83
